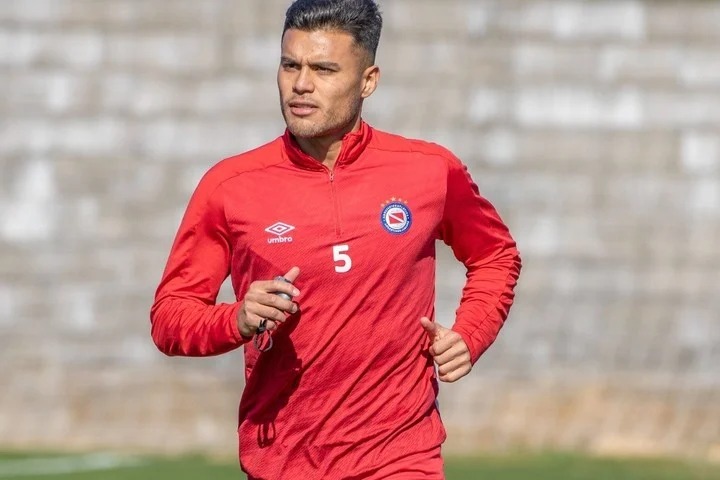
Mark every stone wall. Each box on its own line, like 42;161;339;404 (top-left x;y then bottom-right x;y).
1;0;718;460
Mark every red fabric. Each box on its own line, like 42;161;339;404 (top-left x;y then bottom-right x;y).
150;121;521;479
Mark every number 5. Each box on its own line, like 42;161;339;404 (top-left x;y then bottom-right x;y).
333;244;352;273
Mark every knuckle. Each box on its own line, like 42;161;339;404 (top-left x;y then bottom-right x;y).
264;294;279;307
277;299;291;312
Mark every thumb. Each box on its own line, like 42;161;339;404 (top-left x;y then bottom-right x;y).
420;317;438;340
282;266;300;283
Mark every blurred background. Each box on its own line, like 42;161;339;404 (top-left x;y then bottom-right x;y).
1;0;719;472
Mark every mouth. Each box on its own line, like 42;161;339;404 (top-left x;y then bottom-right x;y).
287;100;318;117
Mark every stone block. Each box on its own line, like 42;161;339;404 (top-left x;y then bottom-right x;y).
1;70;97;114
514;43;600;81
515;86;643;129
382;0;484;37
0;284;18;326
682;133;720;175
467;87;511;125
134;117;283;161
599;45;683;85
0;0;222;28
0;159;58;243
92;0;220;28
647;2;720;40
0;0;63;23
192;76;256;114
643;91;720;128
688;179;720;217
105;32;220;72
232;35;279;73
363;82;475;128
253;0;289;35
603;131;679;173
680;50;720;88
377;39;478;82
551;1;646;41
599;175;690;219
100;73;187;116
0;28;103;68
496;0;645;40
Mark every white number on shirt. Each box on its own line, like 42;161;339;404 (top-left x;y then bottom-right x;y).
333;245;352;273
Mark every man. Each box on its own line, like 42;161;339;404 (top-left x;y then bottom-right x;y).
150;0;521;478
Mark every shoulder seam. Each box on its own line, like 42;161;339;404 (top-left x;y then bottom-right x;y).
202;157;288;249
215;156;287;189
366;144;450;159
202;156;288;216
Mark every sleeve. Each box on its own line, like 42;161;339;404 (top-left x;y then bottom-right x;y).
149;171;247;357
438;153;522;364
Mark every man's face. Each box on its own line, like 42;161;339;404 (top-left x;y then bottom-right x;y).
278;28;376;139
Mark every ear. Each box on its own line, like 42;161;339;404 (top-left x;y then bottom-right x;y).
360;65;380;99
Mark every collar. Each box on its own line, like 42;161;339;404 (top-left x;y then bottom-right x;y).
282;120;373;171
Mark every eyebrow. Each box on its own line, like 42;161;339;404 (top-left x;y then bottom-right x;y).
280;56;340;70
312;61;341;70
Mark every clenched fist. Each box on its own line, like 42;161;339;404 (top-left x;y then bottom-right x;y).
420;317;472;383
237;267;301;338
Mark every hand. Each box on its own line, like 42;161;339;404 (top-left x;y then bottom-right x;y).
420;317;472;383
237;267;301;338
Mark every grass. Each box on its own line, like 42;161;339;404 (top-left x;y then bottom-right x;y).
0;452;718;479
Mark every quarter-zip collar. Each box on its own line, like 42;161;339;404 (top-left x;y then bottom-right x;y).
282;120;373;171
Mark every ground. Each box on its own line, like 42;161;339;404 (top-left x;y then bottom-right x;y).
1;452;718;479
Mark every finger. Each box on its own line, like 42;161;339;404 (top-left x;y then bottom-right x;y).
438;363;472;383
437;356;470;377
263;319;278;331
429;329;460;356
247;312;277;332
283;266;300;283
257;292;297;314
251;304;289;324
433;342;470;366
245;291;296;314
250;279;299;302
268;277;300;298
420;317;438;340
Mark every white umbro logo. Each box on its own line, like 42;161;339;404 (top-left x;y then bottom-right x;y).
265;222;295;244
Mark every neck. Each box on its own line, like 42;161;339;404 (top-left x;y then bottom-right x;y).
295;116;362;170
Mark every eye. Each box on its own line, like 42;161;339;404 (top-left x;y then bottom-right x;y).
281;61;299;70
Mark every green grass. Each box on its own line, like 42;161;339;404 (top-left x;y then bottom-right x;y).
1;452;718;479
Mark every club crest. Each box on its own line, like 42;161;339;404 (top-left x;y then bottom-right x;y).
380;199;412;234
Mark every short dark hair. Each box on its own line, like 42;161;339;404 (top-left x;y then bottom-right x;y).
283;0;383;64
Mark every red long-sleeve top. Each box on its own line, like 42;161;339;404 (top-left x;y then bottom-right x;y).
150;121;521;479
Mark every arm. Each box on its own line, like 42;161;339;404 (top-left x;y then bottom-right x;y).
150;173;245;357
438;153;521;364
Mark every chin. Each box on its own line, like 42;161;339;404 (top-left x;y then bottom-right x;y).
287;120;327;139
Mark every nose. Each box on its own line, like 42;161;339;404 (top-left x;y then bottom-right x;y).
293;66;314;95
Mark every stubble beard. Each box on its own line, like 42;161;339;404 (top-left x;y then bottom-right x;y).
282;97;363;139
